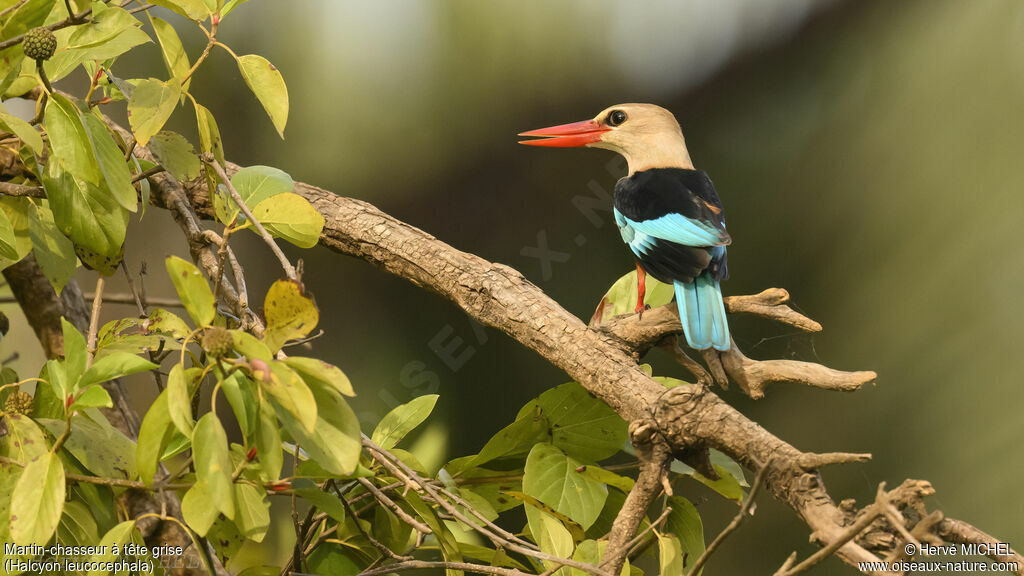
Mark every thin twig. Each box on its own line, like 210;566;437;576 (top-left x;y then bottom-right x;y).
85;277;105;367
352;560;528;576
356;477;432;534
687;458;772;575
204;156;296;280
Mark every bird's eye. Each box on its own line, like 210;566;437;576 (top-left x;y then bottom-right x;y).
607;110;627;127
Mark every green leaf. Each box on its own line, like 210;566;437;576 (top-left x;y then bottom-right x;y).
147;0;211;20
262;279;318;352
231;329;272;361
10;452;65;545
577;465;635;493
58;500;100;549
165;255;215;326
293;479;346;525
69;385;113;410
193;413;235;520
0;0;51;41
86;520;136;576
167;363;194;435
262;360;316;433
194;101;224;166
62;317;88;388
3;414;48;462
127;78;181;146
372;394;438;450
657;532;685;576
82;112;138;212
148;130;201;181
79;352;157;388
136;389;173;486
0;198;20;260
250;192;324;248
520;382;628;463
220;370;254;438
0;197;32;270
45;6;151;82
283;356;354;398
236;54;288;138
220;0;252;17
216;165;292;225
39;413;136;480
43;358;70;406
666;496;705;575
45;94;101;184
232;482;269;541
255;395;282;482
274;386;360;477
0;110;43;154
525;504;574;571
148;307;192;339
524;443;607;530
42;159;128;257
181;481;219;536
150;15;191;84
691;464;744;503
27;202;76;294
593;269;675;325
467;409;549;470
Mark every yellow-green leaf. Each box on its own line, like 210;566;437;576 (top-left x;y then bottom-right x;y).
0;110;43;154
167;363;194;436
83;112;138;212
250;192;324;248
236;54;288;138
372;394;438;450
165;255;215;326
147;0;210;21
42;160;128;257
0;199;19;260
148;131;201;181
10;452;65;545
27;202;76;293
657;532;685;576
193;413;235;520
45;94;101;184
149;15;191;85
86;521;136;576
127;78;181;146
262;279;318;352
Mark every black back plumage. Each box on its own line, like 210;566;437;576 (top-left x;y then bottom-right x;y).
613;168;730;284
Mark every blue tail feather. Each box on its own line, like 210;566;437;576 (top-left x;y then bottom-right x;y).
674;275;730;351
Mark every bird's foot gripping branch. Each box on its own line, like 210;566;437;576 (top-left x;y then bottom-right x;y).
0;2;1019;574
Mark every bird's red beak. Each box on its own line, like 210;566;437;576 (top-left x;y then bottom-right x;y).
518;119;610;147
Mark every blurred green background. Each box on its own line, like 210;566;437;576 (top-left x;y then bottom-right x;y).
4;0;1024;573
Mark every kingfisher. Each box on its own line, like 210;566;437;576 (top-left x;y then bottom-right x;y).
519;104;731;351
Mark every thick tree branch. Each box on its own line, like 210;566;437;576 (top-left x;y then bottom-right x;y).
601;421;672;575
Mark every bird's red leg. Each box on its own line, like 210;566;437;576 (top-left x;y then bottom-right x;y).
635;263;648;316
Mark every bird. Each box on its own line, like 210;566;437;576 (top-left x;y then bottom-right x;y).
519;103;731;351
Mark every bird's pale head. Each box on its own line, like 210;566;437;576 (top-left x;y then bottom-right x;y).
519;103;693;174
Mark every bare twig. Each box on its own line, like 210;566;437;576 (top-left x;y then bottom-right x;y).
356;477;433;534
687;458;773;575
204;156;296;280
352;560;528;576
85;277;105;367
601;421;672;576
0;181;44;198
